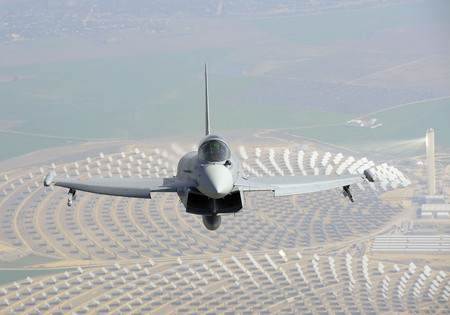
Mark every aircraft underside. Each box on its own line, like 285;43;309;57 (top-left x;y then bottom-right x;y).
179;190;244;230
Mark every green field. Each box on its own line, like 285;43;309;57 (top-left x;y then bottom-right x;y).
0;50;355;161
0;50;230;138
0;132;81;162
0;253;60;268
289;98;450;156
1;50;448;161
1;0;448;162
0;50;229;160
251;0;450;44
0;268;75;285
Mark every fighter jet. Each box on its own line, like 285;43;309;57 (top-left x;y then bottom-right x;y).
44;64;374;230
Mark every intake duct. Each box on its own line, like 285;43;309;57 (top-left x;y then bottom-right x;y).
186;190;243;215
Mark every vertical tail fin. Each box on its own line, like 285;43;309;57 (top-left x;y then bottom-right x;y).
205;63;210;136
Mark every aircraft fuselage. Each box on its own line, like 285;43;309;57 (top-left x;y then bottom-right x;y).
175;135;244;223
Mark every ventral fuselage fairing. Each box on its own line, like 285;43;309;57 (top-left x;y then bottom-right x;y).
44;63;375;231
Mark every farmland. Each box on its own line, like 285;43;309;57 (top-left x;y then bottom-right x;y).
0;0;448;161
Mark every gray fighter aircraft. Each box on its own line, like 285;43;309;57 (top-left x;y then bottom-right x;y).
44;64;374;230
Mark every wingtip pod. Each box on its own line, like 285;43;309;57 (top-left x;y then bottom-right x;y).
364;169;375;182
44;171;56;187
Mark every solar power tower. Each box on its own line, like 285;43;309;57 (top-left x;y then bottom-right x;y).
426;128;436;196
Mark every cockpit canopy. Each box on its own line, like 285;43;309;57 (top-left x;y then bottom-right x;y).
198;135;231;162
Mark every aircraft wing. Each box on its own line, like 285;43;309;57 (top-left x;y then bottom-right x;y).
235;173;366;197
44;172;195;199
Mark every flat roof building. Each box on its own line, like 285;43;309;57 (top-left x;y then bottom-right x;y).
421;204;450;219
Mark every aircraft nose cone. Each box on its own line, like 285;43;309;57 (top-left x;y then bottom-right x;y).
197;164;234;199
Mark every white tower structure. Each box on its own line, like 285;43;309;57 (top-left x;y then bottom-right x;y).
426;128;436;196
